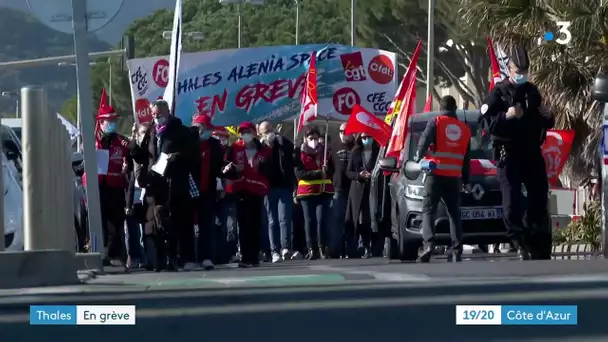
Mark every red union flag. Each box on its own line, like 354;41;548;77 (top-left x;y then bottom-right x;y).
345;104;392;146
297;51;318;133
542;129;575;186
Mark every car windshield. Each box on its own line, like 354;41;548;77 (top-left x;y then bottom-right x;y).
407;117;493;161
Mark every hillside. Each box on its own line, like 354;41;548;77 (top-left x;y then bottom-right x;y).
0;8;110;116
0;0;174;44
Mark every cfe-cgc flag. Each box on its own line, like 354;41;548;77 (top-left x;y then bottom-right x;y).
345;104;392;147
297;50;319;133
163;0;183;114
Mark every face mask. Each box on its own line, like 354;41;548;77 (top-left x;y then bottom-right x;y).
218;138;228;146
307;139;319;149
513;73;528;84
265;132;276;141
103;122;117;134
154;116;168;125
200;131;211;140
241;133;254;143
362;137;373;146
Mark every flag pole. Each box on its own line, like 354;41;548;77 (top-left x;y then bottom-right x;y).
323;116;329;167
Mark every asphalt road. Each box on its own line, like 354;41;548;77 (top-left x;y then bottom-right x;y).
1;258;608;342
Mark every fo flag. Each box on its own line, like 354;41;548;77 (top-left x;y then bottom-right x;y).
163;0;183;114
345;104;392;147
297;50;319;133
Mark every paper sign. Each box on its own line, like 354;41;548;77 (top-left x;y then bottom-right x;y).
151;152;170;175
96;149;109;175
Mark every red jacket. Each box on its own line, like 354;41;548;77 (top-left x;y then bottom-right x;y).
83;134;130;189
225;140;271;196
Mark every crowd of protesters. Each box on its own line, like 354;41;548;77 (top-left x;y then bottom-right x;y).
86;97;386;272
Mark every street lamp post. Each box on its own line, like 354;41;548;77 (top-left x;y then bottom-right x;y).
58;61;103;151
295;0;300;45
426;0;435;98
1;91;19;118
350;0;355;46
219;0;265;48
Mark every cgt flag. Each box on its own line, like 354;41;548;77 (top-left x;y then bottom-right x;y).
297;50;319;133
345;104;392;147
384;40;422;124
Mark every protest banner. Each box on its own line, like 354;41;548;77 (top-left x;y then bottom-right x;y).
127;44;397;126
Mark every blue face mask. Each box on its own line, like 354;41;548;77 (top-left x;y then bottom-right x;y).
103;122;117;134
513;73;528;84
200;131;211;140
154;116;168;126
362;137;373;146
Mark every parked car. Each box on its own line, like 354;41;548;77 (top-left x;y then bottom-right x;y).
2;151;23;251
379;110;522;261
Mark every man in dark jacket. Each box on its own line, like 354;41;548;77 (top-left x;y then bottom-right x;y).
331;122;355;258
258;121;299;262
189;114;224;270
130;99;198;271
480;45;554;260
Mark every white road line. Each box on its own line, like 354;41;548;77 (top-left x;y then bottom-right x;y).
308;265;432;282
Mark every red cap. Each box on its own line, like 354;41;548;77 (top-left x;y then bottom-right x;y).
238;121;255;132
213;126;229;137
192;114;213;127
96;88;118;120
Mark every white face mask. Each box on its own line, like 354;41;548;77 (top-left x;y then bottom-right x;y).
307;140;319;149
241;133;254;143
265;132;276;141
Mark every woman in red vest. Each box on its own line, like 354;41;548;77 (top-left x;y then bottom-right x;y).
83;88;130;268
295;126;335;260
223;121;272;267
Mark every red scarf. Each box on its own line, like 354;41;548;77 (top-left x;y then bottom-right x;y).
199;140;212;193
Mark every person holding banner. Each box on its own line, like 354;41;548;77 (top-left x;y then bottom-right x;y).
295;126;335;260
189;114;224;271
345;133;382;259
130;99;197;272
222;122;273;268
83;89;131;268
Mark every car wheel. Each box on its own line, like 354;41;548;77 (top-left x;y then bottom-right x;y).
387;202;400;260
397;210;421;261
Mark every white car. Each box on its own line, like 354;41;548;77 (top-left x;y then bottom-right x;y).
3;151;23;251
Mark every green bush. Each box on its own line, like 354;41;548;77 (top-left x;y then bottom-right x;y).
553;200;602;251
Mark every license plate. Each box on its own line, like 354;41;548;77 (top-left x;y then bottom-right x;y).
461;207;503;220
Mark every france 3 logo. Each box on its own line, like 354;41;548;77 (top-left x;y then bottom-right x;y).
543;21;572;45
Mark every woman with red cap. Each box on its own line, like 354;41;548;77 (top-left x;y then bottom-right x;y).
84;88;131;268
188;114;224;270
222;121;273;267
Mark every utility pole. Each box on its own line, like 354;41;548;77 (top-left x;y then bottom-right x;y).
426;0;435;97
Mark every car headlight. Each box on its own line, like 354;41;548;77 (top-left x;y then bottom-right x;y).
405;185;425;200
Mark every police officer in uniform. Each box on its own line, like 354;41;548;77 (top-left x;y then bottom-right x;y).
480;45;555;260
415;95;472;262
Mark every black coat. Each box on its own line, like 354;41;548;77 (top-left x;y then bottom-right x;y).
345;143;380;233
130;117;197;207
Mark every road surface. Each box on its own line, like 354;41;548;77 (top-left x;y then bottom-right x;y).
1;258;607;341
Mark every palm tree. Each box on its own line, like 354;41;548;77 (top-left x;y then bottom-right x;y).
457;0;608;184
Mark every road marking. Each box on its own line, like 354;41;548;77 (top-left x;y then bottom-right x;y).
130;273;346;287
308;265;432;282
